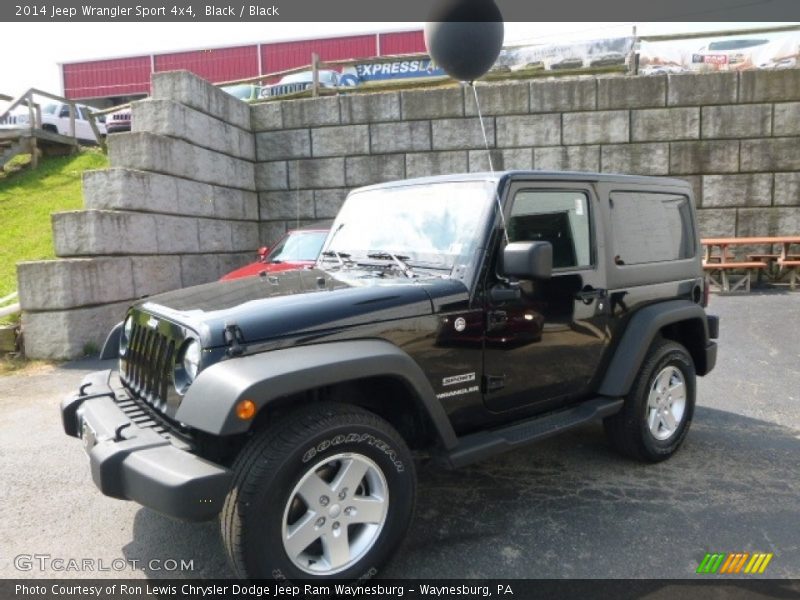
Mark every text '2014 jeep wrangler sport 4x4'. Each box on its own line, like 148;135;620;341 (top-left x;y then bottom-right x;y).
62;171;718;580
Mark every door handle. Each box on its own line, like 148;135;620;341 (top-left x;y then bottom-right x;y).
575;287;606;304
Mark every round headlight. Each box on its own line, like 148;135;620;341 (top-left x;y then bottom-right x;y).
119;315;134;355
182;339;202;382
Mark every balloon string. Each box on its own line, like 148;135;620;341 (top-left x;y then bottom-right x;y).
470;82;509;245
295;159;300;230
471;83;494;172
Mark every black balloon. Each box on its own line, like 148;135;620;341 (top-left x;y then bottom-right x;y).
424;0;504;82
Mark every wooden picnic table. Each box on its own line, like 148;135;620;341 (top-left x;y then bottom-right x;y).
702;236;800;263
701;236;800;291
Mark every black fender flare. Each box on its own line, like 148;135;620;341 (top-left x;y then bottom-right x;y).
100;321;123;360
598;299;710;398
176;339;458;448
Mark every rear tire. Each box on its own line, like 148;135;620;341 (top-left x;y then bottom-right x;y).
221;402;416;580
604;339;696;462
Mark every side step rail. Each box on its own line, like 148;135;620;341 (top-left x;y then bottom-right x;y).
445;397;623;468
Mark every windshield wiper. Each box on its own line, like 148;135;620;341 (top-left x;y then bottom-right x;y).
366;251;414;278
320;250;352;267
317;222;349;267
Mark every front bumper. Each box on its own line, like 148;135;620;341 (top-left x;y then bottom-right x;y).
61;370;232;521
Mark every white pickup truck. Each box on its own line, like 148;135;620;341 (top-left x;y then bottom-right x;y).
8;102;107;143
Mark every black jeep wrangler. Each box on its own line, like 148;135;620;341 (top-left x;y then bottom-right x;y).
62;171;718;580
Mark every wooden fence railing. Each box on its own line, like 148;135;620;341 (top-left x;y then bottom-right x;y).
0;88;106;153
0;292;20;320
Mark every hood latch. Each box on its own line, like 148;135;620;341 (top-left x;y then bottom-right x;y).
223;322;246;357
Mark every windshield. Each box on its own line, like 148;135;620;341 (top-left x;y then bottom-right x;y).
320;180;495;271
268;230;328;262
222;85;256;100
42;103;59;115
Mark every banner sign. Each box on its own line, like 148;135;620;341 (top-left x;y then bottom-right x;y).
639;30;800;74
496;36;634;72
340;58;446;85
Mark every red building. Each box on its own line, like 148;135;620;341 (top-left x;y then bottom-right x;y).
61;30;426;106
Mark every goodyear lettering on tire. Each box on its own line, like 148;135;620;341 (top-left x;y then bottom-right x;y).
302;433;405;472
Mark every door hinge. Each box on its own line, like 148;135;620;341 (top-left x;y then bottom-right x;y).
487;310;508;331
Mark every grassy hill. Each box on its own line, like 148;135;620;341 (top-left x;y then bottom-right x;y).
0;149;108;298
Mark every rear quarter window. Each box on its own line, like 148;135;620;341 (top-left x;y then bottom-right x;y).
609;191;695;266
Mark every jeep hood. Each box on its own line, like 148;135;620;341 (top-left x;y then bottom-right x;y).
135;268;465;348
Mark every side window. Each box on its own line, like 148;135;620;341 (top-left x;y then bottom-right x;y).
508;190;592;270
609;192;694;265
59;105;71;118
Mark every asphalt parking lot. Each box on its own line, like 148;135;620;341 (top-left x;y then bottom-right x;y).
0;292;798;580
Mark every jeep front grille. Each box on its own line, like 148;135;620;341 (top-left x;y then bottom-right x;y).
264;82;311;97
122;320;176;412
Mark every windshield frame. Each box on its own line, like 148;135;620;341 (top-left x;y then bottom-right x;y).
317;178;498;283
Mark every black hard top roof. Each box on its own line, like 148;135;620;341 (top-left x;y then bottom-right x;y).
355;170;691;192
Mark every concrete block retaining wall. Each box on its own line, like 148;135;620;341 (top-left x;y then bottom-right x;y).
17;69;800;358
254;70;800;245
18;72;259;359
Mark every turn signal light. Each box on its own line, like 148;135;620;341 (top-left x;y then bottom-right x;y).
236;399;257;420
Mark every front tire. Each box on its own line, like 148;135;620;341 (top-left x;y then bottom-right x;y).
604;339;696;462
221;402;416;580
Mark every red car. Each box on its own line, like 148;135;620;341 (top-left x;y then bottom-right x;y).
220;228;329;281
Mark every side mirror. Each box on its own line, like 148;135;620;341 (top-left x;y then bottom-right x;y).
501;241;553;280
257;246;269;259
